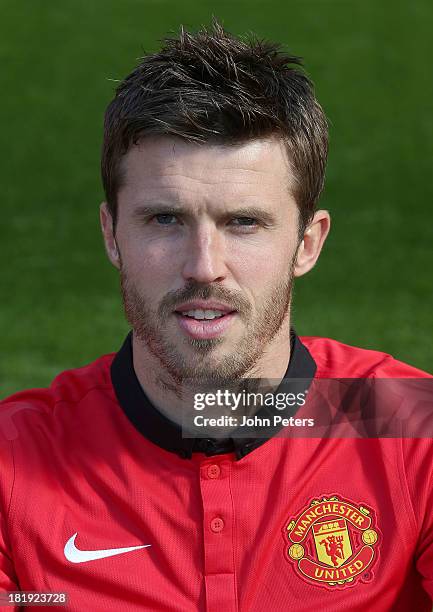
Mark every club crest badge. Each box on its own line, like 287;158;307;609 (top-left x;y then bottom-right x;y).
284;495;380;589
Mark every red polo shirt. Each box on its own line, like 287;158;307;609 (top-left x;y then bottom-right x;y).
0;334;432;611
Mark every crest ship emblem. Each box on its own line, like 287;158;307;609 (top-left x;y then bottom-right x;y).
284;495;380;589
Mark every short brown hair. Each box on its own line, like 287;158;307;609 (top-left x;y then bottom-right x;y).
101;20;328;231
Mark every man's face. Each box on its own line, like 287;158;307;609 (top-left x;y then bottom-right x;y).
110;136;302;383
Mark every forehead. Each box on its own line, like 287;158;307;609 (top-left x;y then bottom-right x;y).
117;136;296;208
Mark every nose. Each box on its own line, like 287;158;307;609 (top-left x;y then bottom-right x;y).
181;224;227;284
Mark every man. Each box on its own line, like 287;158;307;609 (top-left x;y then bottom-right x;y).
0;21;432;611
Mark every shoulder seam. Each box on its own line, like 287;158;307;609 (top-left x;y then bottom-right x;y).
51;383;113;414
395;437;418;538
0;441;17;558
371;354;395;378
7;441;16;522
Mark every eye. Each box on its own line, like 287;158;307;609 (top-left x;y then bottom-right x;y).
154;213;178;225
230;217;258;227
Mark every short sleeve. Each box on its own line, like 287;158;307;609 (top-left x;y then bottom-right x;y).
414;462;433;598
402;438;433;600
0;436;19;608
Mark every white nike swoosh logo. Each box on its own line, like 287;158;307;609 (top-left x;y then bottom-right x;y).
64;533;151;563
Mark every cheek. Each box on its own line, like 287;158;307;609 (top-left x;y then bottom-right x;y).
228;235;296;290
120;239;175;286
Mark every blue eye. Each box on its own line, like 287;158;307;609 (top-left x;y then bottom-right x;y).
232;217;257;226
155;214;177;225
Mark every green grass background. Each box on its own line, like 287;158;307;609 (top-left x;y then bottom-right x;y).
1;1;432;397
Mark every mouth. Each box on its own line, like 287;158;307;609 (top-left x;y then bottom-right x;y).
174;302;237;340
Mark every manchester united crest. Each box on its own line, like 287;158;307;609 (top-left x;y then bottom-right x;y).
284;495;380;589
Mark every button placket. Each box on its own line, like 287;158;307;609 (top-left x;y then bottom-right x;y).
199;461;237;612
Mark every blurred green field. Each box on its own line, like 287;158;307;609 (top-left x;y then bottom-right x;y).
1;0;432;397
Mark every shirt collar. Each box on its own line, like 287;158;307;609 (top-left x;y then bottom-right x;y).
110;331;316;460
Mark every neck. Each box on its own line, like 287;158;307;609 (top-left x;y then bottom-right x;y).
132;317;292;427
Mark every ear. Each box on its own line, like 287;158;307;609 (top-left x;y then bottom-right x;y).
100;202;120;269
294;210;331;278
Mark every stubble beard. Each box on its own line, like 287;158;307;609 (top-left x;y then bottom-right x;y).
120;263;295;387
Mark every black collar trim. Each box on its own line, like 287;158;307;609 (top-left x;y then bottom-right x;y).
111;331;316;460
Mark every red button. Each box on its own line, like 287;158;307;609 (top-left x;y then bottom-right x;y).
210;517;224;533
207;464;221;479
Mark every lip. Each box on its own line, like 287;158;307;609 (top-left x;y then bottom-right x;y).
175;301;236;314
175;311;236;340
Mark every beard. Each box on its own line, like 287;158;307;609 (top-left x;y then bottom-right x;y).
120;262;295;387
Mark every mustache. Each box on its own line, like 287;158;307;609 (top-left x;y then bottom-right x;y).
158;283;252;318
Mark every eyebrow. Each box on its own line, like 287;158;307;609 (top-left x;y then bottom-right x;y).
132;204;277;226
